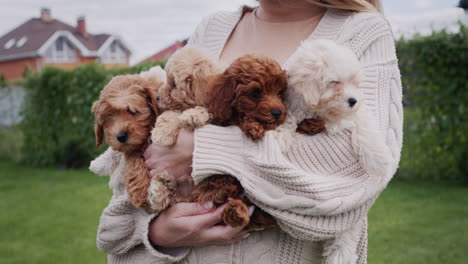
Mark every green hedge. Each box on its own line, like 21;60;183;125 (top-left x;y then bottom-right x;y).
396;25;468;182
16;25;468;183
20;62;163;168
0;125;23;162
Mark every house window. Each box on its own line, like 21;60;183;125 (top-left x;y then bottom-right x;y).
56;37;64;51
100;41;127;64
16;36;28;48
4;39;15;50
44;36;76;63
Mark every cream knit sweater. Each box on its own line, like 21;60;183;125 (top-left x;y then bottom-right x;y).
95;7;403;264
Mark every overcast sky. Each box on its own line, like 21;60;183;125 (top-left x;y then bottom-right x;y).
0;0;463;64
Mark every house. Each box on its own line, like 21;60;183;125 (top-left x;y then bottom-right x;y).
138;39;187;65
0;8;131;81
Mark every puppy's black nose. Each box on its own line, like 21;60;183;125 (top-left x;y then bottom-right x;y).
348;98;357;108
271;109;282;119
117;131;128;143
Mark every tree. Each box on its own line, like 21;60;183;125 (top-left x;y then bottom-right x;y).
22;66;32;78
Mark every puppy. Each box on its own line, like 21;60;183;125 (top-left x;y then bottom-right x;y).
193;54;288;231
150;50;287;230
147;47;222;213
151;47;221;146
91;66;166;212
275;39;392;264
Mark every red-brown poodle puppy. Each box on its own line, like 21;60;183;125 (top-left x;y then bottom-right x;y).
208;54;287;140
91;67;165;211
192;54;288;231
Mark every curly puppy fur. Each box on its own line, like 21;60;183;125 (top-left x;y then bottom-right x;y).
147;47;221;213
208;54;288;141
192;54;288;231
91;67;165;210
276;39;392;264
158;47;221;111
151;47;221;146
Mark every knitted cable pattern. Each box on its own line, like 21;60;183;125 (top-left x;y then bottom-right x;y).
95;7;403;264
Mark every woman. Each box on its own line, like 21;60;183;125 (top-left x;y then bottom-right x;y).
97;0;403;263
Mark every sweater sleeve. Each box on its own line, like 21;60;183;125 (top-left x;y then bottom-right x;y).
96;192;191;263
192;18;403;241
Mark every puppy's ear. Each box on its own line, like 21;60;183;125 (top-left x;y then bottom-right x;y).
190;58;222;102
94;123;104;146
206;73;236;124
91;101;105;146
142;86;160;115
139;66;166;114
286;63;324;106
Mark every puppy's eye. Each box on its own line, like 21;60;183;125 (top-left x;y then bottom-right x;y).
127;107;136;116
251;88;261;99
330;81;340;85
172;80;177;88
156;96;160;101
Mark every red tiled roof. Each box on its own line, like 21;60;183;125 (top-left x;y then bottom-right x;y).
139;39;188;64
0;17;113;59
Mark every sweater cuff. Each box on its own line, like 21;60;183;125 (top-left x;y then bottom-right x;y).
192;124;245;184
138;212;191;262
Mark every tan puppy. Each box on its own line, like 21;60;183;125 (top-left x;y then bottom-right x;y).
91;66;167;212
148;47;222;213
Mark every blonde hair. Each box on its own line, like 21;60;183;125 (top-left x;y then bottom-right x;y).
308;0;382;13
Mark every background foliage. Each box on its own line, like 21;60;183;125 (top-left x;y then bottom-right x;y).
396;24;468;183
19;61;163;168
1;25;467;183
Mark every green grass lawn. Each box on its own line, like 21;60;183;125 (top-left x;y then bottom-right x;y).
1;161;467;263
0;161;111;263
368;179;468;263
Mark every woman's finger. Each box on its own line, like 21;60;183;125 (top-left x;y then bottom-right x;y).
214;233;250;246
200;222;247;243
231;230;249;240
145;158;156;170
169;202;215;217
187;204;227;228
143;145;153;160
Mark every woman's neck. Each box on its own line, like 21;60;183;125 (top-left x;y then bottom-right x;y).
256;0;326;22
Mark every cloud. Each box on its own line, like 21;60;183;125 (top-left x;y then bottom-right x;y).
388;8;466;39
415;0;433;9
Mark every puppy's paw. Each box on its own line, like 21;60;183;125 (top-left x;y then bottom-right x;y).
155;171;177;190
151;127;178;146
297;118;326;135
151;111;182;146
222;198;250;227
244;122;265;141
179;106;210;129
147;172;176;213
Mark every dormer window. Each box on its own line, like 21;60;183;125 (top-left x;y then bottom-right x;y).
44;36;76;63
100;41;127;64
56;37;64;51
16;36;28;48
4;39;15;50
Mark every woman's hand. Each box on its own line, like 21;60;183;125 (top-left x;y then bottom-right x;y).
149;202;252;247
144;128;194;179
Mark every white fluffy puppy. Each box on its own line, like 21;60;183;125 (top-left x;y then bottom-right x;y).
274;39;392;264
